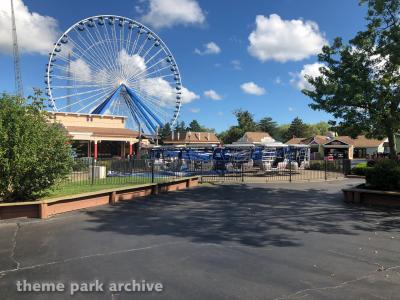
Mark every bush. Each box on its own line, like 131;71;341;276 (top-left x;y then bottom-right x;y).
308;161;325;170
0;93;73;201
351;162;371;176
365;160;400;191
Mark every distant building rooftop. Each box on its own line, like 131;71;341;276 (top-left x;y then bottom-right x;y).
164;131;220;145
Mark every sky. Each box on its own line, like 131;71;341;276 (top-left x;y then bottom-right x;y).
0;0;368;132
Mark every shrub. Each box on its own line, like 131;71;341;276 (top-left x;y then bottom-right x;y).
365;160;400;191
0;92;73;201
351;162;371;176
308;161;325;170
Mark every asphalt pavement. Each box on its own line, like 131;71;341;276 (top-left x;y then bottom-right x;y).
1;179;400;300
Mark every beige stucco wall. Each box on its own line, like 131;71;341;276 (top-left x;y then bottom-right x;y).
51;113;126;129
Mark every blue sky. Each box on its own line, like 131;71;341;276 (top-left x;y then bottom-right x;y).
0;0;367;132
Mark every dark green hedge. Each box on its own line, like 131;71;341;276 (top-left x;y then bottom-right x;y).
365;160;400;191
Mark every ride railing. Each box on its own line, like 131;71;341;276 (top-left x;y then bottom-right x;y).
63;157;346;187
185;159;346;183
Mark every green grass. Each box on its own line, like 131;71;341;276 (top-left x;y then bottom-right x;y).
44;176;170;199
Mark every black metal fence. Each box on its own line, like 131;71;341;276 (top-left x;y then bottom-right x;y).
63;158;346;187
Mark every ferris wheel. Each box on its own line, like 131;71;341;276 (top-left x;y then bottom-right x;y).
45;15;182;134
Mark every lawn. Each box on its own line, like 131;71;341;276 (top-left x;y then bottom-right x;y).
44;176;174;199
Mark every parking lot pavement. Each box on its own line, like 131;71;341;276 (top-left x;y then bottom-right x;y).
1;179;400;299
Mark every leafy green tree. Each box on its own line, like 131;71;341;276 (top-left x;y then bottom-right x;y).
234;109;258;132
283;117;310;141
218;127;243;144
0;92;73;201
274;124;290;142
303;0;400;159
307;121;331;136
258;117;278;138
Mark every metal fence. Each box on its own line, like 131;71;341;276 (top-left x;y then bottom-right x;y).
187;159;345;183
63;158;346;187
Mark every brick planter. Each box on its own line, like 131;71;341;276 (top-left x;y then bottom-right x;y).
0;177;199;220
343;185;400;207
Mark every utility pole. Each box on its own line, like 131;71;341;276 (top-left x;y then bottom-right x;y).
10;0;24;97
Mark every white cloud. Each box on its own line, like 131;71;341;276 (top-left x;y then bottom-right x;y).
70;59;92;82
231;59;242;70
240;81;266;96
189;108;200;113
0;0;59;55
248;14;327;63
139;76;199;105
140;0;205;29
217;111;223;116
195;42;221;55
290;62;325;91
288;107;293;112
117;50;147;79
204;89;222;100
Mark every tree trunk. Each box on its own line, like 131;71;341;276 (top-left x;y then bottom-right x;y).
387;130;397;160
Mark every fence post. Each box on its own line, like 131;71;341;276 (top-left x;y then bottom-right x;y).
151;159;155;183
324;160;328;181
289;158;292;182
241;163;244;182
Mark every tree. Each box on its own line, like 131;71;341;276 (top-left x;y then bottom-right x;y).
307;121;331;136
174;121;186;133
274;124;290;142
159;122;171;144
258;117;278;138
234;109;258;132
0;92;73;201
187;120;202;132
218;127;243;144
283;117;310;141
303;0;400;159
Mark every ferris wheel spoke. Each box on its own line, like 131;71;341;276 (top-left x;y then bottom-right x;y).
128;30;141;58
80;28;109;70
84;26;116;74
57;86;115;111
75;88;116;113
52;86;114;100
111;23;123;76
99;22;120;74
72;29;110;74
51;83;111;89
65;38;109;78
128;63;172;84
126;57;169;83
136;34;149;57
143;48;163;67
119;22;124;57
128;73;174;86
125;24;134;55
